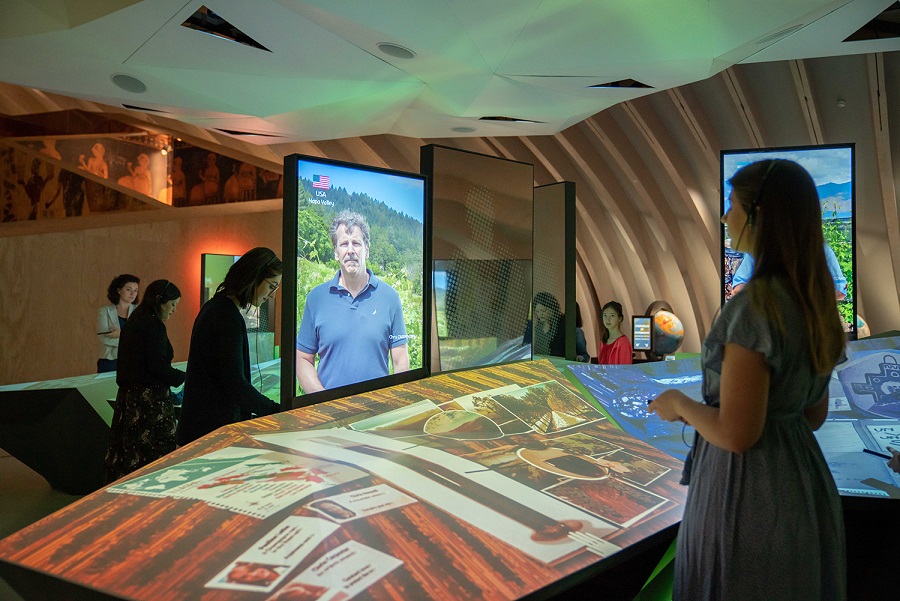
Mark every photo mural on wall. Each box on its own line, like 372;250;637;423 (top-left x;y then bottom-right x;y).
1;137;285;222
174;145;283;207
1;142;150;222
22;135;171;200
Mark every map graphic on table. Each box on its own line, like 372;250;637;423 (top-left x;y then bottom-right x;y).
569;336;900;499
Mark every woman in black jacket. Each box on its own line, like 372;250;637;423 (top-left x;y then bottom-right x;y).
105;279;185;482
176;248;282;446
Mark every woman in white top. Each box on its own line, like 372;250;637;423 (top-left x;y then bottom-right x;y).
97;274;140;373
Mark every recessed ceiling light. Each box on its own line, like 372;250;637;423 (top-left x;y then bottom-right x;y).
377;42;416;59
111;74;147;94
451;126;476;133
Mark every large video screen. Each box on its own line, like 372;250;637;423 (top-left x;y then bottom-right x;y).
282;155;430;407
720;144;856;336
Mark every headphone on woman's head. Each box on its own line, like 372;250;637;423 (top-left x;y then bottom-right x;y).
748;160;779;226
156;280;171;304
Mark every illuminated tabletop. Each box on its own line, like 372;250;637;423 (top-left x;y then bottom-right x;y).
0;360;685;600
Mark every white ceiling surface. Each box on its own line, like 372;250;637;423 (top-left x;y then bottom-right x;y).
2;0;899;143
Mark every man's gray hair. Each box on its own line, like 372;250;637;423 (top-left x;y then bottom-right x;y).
329;210;370;248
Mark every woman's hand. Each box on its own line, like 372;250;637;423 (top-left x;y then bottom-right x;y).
648;389;688;423
889;447;900;474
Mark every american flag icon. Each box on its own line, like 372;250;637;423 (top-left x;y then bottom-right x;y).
312;174;330;189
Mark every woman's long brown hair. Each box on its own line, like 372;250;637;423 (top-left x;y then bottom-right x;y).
729;159;845;374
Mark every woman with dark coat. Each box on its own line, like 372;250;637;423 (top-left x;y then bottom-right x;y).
176;247;282;446
105;279;184;482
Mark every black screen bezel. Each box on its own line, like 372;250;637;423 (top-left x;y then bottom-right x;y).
281;153;432;408
719;143;857;340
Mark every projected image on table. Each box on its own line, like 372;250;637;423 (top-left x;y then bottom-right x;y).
257;360;686;563
571;337;900;499
569;360;701;461
5;360;689;601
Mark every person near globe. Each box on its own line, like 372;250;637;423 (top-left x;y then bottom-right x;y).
597;301;632;364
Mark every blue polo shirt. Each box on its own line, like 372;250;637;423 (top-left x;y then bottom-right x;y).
732;243;847;295
296;269;407;390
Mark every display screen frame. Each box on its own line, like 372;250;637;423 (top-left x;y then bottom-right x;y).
281;153;432;407
421;144;535;373
719;143;857;339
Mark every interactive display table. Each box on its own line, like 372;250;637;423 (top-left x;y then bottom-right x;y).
0;360;686;600
569;335;900;499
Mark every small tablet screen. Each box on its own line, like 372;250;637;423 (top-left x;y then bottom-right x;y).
632;316;652;352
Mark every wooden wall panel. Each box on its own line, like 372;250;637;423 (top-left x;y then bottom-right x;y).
0;208;282;384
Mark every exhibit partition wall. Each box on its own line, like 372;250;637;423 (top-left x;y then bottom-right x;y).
533;182;576;360
720;144;857;337
281;154;430;408
422;145;534;373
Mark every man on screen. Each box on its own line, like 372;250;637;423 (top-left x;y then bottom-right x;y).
296;210;409;392
731;242;847;300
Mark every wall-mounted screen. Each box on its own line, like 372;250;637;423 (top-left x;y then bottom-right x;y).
720;144;856;337
282;155;430;407
632;316;653;352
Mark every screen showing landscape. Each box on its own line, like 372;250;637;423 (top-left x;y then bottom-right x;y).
720;144;856;335
282;155;429;406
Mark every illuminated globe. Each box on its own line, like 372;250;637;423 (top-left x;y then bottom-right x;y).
653;310;684;356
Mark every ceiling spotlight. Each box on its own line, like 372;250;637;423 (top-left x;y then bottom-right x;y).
160;144;173;156
837;98;847;108
377;42;416;59
111;73;147;94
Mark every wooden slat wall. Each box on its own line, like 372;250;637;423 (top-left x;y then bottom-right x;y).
3;51;900;385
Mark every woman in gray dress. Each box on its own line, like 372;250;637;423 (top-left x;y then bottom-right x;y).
649;159;846;601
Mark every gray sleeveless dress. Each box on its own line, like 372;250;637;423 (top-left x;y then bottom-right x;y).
674;281;845;601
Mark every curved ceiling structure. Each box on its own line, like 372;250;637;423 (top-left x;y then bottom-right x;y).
2;1;900;352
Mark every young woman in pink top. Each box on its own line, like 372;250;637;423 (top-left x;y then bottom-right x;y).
597;301;632;364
